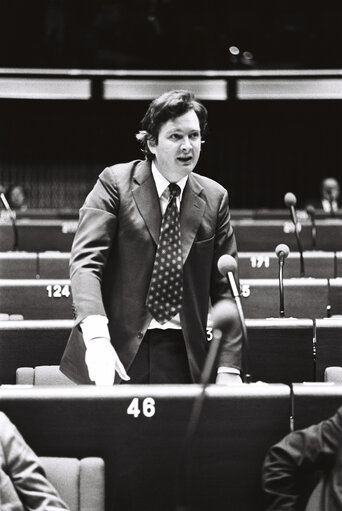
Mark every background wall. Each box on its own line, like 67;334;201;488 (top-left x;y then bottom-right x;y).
0;98;341;209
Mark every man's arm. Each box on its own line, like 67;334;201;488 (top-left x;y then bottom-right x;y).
263;407;342;510
210;188;242;377
0;412;69;510
70;168;129;384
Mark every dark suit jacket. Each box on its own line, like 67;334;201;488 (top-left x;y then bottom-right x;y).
263;406;342;511
0;412;69;510
60;159;242;384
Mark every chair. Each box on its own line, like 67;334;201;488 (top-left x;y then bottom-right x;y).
39;456;105;511
16;365;76;385
324;366;342;382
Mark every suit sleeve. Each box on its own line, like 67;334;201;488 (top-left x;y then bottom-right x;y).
262;407;342;510
70;167;119;325
210;189;242;369
0;412;69;510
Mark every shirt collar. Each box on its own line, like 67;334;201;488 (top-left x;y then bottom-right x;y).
151;161;188;201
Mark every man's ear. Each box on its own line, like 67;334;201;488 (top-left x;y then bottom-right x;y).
147;137;157;155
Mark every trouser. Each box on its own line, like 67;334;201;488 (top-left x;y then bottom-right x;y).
127;329;192;384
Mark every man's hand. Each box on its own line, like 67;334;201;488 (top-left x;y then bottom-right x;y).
85;338;130;385
216;372;243;385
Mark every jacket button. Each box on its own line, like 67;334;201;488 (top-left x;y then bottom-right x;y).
137;332;143;339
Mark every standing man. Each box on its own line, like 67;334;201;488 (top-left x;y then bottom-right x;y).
60;90;242;385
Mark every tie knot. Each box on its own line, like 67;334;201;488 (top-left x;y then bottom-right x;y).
168;183;181;199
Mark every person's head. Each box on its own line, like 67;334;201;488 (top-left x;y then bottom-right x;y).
321;177;340;201
136;90;208;182
6;184;27;209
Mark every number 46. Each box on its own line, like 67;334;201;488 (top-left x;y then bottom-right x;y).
127;397;156;418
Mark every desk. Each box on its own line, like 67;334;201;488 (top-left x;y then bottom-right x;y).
292;383;342;430
0;252;38;278
240;278;329;319
0;385;290;511
233;219;342;251
0;319;72;384
238;251;335;279
315;318;342;381
0;220;76;252
246;319;314;384
0;279;73;319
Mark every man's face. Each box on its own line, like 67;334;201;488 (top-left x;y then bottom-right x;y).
148;109;202;182
322;178;340;201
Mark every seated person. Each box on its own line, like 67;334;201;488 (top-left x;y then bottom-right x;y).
0;411;69;510
263;405;342;510
306;177;340;215
6;184;28;211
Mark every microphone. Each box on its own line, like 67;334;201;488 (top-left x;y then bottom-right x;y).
306;204;317;250
0;186;18;250
217;254;250;383
275;244;290;318
174;299;242;511
284;192;305;277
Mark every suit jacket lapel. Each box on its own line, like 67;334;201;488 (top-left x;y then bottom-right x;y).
132;160;162;246
180;174;205;263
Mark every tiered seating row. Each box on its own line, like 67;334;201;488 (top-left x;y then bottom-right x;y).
1;318;342;385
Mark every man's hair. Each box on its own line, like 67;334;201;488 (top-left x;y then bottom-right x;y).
136;90;208;160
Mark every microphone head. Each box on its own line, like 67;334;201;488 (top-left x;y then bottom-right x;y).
284;192;297;207
211;299;238;331
306;204;315;217
275;243;290;259
0;185;5;194
217;254;237;276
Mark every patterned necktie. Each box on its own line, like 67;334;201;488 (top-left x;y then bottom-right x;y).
146;183;183;324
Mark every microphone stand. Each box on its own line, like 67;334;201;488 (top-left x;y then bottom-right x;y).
174;327;223;511
226;272;251;383
288;204;305;277
279;256;285;317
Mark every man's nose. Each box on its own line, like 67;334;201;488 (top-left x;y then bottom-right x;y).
180;137;191;151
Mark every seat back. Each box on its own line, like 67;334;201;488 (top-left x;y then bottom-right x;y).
16;365;76;385
40;456;105;511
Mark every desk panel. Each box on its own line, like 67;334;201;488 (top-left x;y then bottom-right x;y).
292;383;342;430
0;220;76;252
0;252;38;278
315;318;342;381
38;252;70;279
246;319;314;383
233;220;312;251
233;219;342;252
238;251;335;279
0;279;73;319
0;320;72;384
0;385;290;511
240;278;329;319
329;278;342;317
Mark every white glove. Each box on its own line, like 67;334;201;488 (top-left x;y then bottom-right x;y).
85;338;130;385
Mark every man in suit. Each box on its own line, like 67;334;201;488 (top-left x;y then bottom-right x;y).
60;89;242;385
0;411;69;510
263;405;342;510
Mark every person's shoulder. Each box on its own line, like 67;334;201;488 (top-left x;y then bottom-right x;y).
191;172;227;195
101;160;143;178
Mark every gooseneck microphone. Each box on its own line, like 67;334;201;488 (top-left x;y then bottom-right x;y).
284;192;304;277
275;244;290;318
306;204;317;250
217;254;250;383
174;300;237;511
0;186;18;250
